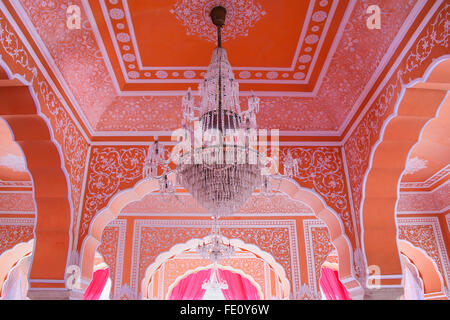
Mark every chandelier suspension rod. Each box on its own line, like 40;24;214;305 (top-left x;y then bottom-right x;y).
218;29;222;128
210;6;227;131
217;25;222;48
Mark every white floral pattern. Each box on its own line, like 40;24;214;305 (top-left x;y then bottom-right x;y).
79;146;147;242
404;157;428;175
170;0;266;43
282;147;354;235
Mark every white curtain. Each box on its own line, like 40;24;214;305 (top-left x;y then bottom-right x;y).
1;255;32;300
99;277;112;300
403;258;425;300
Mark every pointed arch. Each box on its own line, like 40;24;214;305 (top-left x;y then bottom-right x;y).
140;237;289;300
80;172;362;298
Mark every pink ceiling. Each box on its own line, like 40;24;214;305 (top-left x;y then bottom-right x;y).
15;0;419;133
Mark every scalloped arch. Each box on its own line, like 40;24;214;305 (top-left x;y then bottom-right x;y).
80;173;362;297
360;56;450;287
399;240;446;297
165;264;264;300
0;60;73;290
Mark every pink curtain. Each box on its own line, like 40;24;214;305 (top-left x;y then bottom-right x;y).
219;269;260;300
319;267;351;300
170;269;212;300
83;268;110;300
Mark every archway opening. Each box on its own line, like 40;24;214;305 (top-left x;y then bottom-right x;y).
167;265;262;300
360;57;450;288
318;250;351;300
83;251;111;300
141;237;289;300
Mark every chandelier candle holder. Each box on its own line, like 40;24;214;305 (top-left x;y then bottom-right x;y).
143;6;273;217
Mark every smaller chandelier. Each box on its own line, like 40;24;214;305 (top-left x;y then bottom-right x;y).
196;216;235;264
197;234;235;264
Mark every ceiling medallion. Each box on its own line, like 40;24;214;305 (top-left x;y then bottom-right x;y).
170;0;266;43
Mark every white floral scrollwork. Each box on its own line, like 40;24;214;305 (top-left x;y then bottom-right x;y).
80;147;147;239
0;14;37;82
282;147;353;234
170;0;266;43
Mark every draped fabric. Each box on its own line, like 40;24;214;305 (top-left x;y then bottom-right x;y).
169;268;260;300
1;255;32;300
99;277;112;300
169;269;212;300
403;261;425;300
83;268;110;300
219;269;260;300
319;267;351;300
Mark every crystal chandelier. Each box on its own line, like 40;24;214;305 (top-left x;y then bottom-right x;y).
197;216;233;291
143;6;269;217
196;216;235;264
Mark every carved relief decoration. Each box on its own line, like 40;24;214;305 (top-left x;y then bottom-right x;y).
281;146;354;238
0;192;35;212
79;146;146;244
303;219;334;295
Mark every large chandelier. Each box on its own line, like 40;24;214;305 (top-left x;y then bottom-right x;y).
143;6;271;217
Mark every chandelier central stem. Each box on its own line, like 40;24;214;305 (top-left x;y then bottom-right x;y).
217;25;222;48
211;6;226;133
